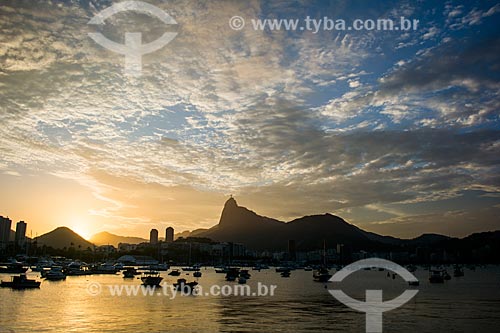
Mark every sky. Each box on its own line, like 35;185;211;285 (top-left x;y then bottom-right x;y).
0;0;499;240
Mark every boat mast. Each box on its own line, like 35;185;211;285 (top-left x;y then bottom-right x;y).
323;240;326;267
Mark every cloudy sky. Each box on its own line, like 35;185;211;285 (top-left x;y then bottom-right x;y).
1;0;499;239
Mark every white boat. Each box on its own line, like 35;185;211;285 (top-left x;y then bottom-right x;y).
92;263;118;275
141;271;163;286
151;263;170;271
45;267;66;281
275;267;290;273
66;262;91;276
114;263;124;270
31;265;45;272
215;267;228;273
0;260;28;273
252;264;269;270
31;259;55;272
182;265;201;272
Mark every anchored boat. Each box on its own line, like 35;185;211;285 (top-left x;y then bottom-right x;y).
1;274;41;289
141;271;163;286
173;278;198;293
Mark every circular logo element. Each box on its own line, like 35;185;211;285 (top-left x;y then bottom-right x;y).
229;16;245;30
329;258;419;333
88;1;178;76
86;282;102;296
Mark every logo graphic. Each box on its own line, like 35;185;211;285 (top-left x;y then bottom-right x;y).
88;1;178;76
329;258;418;333
229;16;245;30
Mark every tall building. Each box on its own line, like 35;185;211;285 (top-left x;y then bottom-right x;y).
165;227;174;243
0;216;12;248
150;228;158;244
15;220;27;247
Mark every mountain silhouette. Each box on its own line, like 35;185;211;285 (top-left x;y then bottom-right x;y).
409;233;452;245
31;199;500;253
90;231;148;247
35;227;94;249
197;197;375;250
176;229;208;239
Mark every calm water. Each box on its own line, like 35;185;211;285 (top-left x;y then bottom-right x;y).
1;266;500;332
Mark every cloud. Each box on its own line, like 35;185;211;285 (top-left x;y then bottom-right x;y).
379;36;500;94
0;0;499;238
348;80;360;88
422;26;439;40
375;35;500;127
446;3;500;29
363;207;500;238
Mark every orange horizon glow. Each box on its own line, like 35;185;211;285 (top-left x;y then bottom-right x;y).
2;169;499;241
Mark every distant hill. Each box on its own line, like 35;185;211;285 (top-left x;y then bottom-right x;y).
175;229;208;239
35;227;94;249
90;231;147;247
361;230;402;245
197;197;377;250
409;233;453;245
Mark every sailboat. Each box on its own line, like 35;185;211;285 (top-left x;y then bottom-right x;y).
313;240;332;282
429;269;445;283
313;267;332;282
182;243;201;271
453;265;464;277
182;265;201;272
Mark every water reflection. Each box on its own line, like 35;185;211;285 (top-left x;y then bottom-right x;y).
0;267;499;332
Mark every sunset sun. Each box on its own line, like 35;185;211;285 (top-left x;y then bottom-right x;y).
70;218;92;240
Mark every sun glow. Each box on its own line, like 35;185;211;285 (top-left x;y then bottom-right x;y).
70;218;92;240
